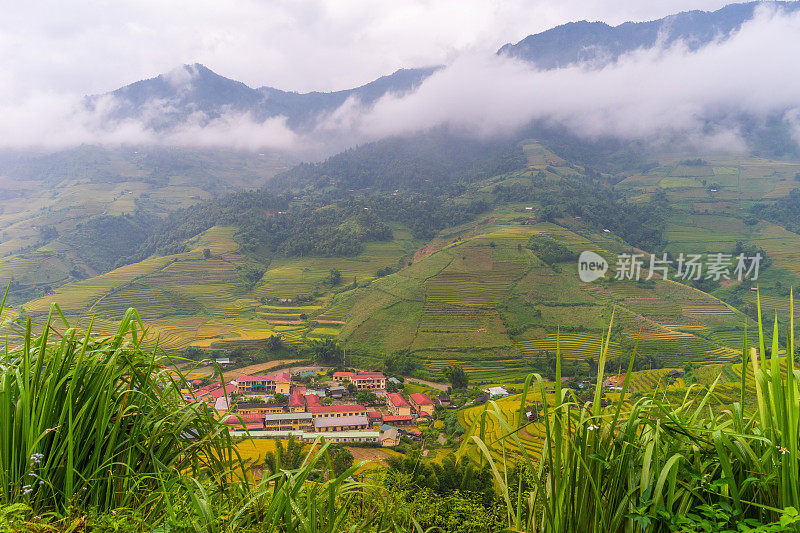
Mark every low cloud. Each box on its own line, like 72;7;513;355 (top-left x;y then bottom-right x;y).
2;6;800;156
0;94;300;152
332;5;800;153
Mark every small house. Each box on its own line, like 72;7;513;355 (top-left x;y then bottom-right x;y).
436;394;451;408
484;386;509;399
379;424;400;447
327;385;347;399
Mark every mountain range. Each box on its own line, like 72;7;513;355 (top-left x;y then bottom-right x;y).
89;1;799;133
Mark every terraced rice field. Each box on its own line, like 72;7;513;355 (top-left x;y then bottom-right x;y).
682;304;736;315
425;356;530;383
274;325;308;345
705;346;741;360
307;325;341;340
623;368;675;391
458;394;546;465
23;255;174;315
419;303;502;332
425;272;509;306
637;335;723;366
92;284;202;319
516;333;623;361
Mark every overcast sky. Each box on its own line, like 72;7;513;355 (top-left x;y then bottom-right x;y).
2;0;735;101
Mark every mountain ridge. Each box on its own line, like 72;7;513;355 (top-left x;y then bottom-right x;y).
498;1;800;68
87;1;800;135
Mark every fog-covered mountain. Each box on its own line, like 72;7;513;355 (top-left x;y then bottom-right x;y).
90;63;439;131
87;1;800;138
498;1;800;68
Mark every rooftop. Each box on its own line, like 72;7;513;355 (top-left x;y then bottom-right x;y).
304;394;322;407
209;384;237;398
236;402;283;409
313;415;369;428
310;404;366;414
353;372;385;379
382;415;412;422
223;414;264;424
388;393;409;407
263;412;313;421
227;430;379;440
409;392;433;406
289;392;305;407
238;372;292;383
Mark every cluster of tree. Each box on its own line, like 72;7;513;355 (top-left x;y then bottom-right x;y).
492;171;665;251
375;265;395;277
526;234;578;265
237;265;265;289
269;129;526;194
443;365;469;390
129;191;489;265
355;389;380;405
58;212;156;272
757;189;800;235
441;410;465;438
305;339;344;366
325;269;342;286
679;158;710;166
383;350;424;377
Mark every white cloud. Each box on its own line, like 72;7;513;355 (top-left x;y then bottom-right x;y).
0;0;734;101
1;3;800;154
325;5;800;153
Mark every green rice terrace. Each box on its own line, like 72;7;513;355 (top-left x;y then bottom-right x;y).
5;143;800;387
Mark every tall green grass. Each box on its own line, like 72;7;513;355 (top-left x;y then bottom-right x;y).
475;292;800;532
0;298;238;516
0;296;398;532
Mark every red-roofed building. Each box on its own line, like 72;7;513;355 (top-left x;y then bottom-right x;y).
387;393;411;416
309;404;367;419
409;393;434;413
418;410;431;419
333;371;386;391
208;383;238;400
223;414;265;430
382;414;413;426
304;394;322;408
367;411;383;425
236;372;291;394
289;390;306;412
191;380;221;400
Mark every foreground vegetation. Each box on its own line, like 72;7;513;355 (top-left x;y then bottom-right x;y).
4;293;800;532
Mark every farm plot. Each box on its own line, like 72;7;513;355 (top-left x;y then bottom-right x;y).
419;303;501;332
23;255;174;315
516;333;622;361
682;304;736;316
459;394;546;465
91;283;202;320
636;336;720;366
425;273;509;306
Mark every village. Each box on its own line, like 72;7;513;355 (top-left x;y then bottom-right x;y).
179;360;647;455
183;370;461;448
